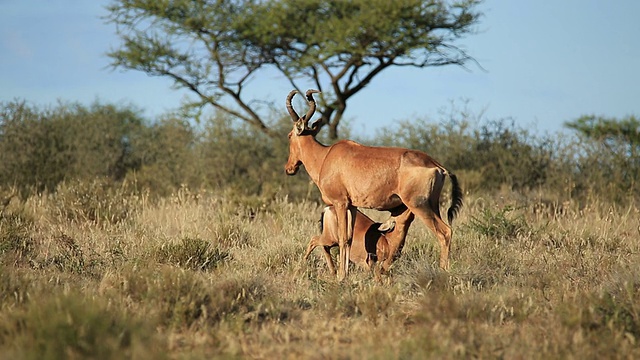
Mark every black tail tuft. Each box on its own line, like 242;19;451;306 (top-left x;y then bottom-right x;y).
447;173;463;225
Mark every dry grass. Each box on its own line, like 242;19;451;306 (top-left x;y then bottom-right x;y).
1;185;639;359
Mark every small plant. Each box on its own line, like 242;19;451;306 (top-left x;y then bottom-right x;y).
0;213;35;267
595;276;640;338
49;234;86;274
214;222;254;248
356;286;397;324
155;237;230;271
467;205;529;240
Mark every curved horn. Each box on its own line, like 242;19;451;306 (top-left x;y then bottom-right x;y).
286;90;299;122
303;89;320;123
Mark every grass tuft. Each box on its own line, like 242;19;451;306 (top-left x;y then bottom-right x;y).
154;237;230;271
0;291;165;359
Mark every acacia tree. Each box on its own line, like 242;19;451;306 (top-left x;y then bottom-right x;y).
106;0;482;139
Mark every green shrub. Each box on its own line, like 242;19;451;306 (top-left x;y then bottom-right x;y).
596;273;640;338
124;116;201;197
467;206;529;240
197;114;314;200
0;100;146;195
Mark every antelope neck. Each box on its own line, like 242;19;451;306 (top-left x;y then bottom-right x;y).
299;135;330;184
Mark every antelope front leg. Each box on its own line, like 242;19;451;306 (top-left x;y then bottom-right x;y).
334;204;354;281
346;206;355;277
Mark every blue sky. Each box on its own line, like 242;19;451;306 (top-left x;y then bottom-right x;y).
1;1;639;136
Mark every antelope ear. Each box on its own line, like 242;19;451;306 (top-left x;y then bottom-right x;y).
295;120;305;135
309;121;321;136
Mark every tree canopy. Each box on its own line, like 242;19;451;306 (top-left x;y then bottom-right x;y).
565;115;640;198
565;115;640;158
106;0;483;139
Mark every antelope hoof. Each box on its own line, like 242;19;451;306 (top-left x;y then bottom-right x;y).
439;259;450;271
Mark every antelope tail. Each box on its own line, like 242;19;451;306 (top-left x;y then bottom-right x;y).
447;173;463;225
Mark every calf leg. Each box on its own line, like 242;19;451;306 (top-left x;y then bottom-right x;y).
368;255;381;284
304;236;337;274
303;236;319;261
321;246;336;274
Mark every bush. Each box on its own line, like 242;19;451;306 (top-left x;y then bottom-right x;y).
197;113;313;199
0;100;146;195
2;98;638;205
467;206;530;241
125;116;201;197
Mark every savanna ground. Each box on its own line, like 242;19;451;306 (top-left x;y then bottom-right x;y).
1;181;639;359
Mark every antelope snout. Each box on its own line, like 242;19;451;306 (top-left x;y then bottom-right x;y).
284;162;301;176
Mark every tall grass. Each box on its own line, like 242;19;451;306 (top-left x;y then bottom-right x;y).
1;184;639;359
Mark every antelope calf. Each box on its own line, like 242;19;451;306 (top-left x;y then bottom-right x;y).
304;206;415;280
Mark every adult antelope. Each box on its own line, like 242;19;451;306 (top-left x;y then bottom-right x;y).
285;90;463;280
305;205;415;280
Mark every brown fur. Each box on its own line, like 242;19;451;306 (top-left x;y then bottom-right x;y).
285;90;463;280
